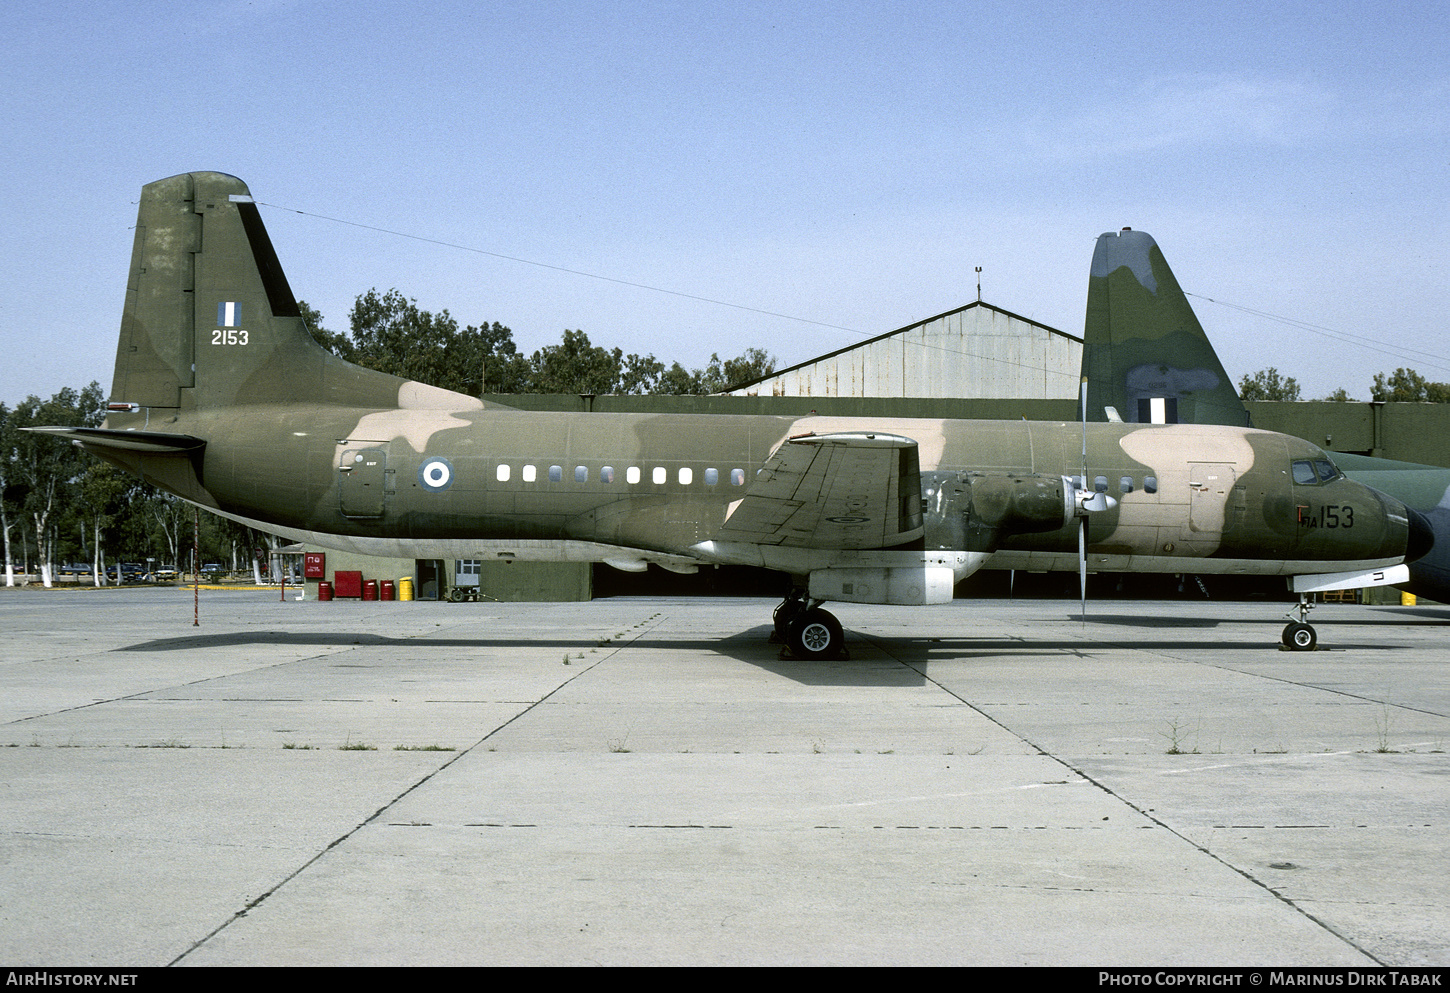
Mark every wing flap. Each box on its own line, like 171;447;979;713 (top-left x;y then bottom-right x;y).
713;432;924;549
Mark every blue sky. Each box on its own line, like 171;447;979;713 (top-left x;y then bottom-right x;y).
5;0;1448;405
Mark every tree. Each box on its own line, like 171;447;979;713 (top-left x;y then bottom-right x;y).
650;349;779;396
1370;368;1450;403
0;402;17;585
6;383;104;586
1238;367;1301;402
346;289;532;396
1322;387;1355;402
300;300;355;362
527;329;662;395
321;287;776;398
78;462;135;585
700;348;777;393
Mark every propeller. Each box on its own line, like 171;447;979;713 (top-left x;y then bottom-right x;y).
1080;377;1089;623
1073;378;1118;622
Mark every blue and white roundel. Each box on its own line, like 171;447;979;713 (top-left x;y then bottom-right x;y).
418;457;454;492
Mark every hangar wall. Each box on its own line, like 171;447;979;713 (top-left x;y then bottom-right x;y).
722;301;1082;401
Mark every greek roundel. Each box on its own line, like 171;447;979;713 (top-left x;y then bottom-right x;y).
418;457;454;492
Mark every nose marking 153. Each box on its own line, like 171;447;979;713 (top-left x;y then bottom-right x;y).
1298;505;1355;529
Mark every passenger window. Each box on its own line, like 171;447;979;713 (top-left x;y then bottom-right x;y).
600;466;614;483
549;465;562;483
731;468;746;486
705;468;719;485
496;464;510;482
1094;475;1108;493
627;466;641;485
1119;476;1134;493
522;465;537;483
653;467;667;485
1143;476;1157;494
574;466;588;483
679;467;693;485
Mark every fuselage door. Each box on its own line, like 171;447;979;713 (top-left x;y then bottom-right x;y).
1188;462;1239;536
339;447;389;519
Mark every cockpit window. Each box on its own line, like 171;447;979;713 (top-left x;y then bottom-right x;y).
1292;458;1342;485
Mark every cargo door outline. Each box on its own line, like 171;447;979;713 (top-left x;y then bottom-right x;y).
339;446;391;519
1188;462;1238;536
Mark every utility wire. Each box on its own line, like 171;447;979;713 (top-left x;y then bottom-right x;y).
1187;292;1450;378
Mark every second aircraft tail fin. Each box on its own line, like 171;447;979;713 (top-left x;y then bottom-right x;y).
1081;228;1249;427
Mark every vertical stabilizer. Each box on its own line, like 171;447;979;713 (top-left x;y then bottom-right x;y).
1081;229;1249;426
109;172;447;413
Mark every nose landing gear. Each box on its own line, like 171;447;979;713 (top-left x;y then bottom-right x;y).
1282;597;1317;651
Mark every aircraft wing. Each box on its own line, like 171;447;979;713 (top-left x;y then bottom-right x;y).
711;431;924;549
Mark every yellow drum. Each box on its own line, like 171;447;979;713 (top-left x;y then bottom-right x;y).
398;576;414;601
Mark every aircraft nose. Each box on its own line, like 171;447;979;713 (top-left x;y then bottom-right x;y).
1406;506;1435;564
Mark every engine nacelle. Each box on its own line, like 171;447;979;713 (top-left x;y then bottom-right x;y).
924;472;1075;552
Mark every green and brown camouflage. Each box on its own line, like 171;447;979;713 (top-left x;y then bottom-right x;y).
1083;228;1248;427
27;174;1434;655
1079;225;1450;603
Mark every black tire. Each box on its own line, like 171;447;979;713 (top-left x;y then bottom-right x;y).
1282;622;1317;651
787;608;844;660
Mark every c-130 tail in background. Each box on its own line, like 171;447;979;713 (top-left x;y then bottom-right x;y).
28;174;1433;655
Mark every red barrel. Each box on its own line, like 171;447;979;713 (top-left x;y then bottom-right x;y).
318;581;333;602
380;580;395;601
362;579;378;601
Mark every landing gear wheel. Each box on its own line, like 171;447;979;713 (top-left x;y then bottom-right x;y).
786;608;844;660
1282;621;1317;651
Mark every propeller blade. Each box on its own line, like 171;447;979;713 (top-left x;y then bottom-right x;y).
1079;516;1087;623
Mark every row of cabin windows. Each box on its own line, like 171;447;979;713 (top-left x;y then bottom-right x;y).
493;464;750;486
1073;474;1159;495
489;465;1163;493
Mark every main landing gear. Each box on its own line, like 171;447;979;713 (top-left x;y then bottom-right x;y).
1281;596;1318;651
771;591;847;660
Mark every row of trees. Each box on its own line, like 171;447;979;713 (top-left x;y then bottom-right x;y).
309;289;776;397
1237;367;1450;403
0;385;276;587
3;291;779;585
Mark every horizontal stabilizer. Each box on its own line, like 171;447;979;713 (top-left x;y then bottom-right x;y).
22;426;206;454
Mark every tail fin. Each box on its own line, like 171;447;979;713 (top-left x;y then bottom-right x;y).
110;172;474;413
1081;228;1249;426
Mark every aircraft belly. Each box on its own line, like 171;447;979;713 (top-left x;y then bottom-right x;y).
986;549;1404;577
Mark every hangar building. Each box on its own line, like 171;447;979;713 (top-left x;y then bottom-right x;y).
721;301;1081;401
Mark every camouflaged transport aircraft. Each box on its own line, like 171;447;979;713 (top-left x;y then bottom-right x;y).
1082;227;1450;636
29;173;1434;657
